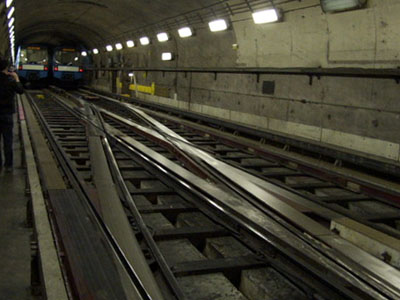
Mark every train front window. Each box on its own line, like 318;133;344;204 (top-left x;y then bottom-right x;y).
20;47;48;64
54;50;82;66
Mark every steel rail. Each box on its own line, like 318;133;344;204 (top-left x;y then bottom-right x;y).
95;99;400;299
105;122;391;300
61;98;340;299
44;89;399;299
93;108;188;300
76;88;400;241
25;92;153;300
77;88;400;238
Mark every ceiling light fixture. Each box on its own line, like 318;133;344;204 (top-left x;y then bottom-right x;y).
7;7;14;19
8;17;14;28
140;37;150;45
93;48;99;54
106;45;113;52
320;0;367;12
161;52;173;61
178;27;193;38
208;19;228;32
81;51;87;57
6;0;13;8
115;43;123;50
157;32;169;42
126;40;135;48
252;8;280;24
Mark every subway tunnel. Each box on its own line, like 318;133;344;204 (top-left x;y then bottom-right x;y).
1;1;400;299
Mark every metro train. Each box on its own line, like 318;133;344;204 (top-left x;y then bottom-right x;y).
15;44;89;88
15;45;50;86
52;46;87;87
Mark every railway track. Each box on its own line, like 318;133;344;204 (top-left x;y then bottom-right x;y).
24;89;400;299
72;88;400;240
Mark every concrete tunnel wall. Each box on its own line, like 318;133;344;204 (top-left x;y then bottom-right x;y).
90;0;400;163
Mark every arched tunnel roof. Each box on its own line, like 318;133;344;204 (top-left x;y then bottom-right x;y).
1;0;225;52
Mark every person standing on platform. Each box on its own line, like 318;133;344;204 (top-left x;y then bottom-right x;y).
0;58;24;172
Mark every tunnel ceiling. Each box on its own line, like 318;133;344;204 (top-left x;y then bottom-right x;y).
9;0;222;49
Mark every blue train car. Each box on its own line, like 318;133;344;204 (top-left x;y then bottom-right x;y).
52;47;86;87
16;45;50;86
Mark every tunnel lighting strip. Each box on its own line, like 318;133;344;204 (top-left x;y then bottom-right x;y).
7;2;16;63
95;0;364;59
98;0;295;55
110;0;290;42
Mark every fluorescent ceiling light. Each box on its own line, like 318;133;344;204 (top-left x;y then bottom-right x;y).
74;57;79;61
6;0;13;8
208;19;228;32
126;40;135;48
81;51;87;57
161;52;173;61
106;45;113;52
157;32;169;42
128;73;134;77
140;37;150;45
93;48;99;54
320;0;367;12
178;27;193;38
252;9;280;24
8;17;14;28
7;7;14;19
115;43;123;50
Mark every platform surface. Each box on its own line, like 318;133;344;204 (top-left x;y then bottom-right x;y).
0;115;33;299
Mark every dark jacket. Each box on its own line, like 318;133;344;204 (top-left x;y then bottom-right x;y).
0;72;24;115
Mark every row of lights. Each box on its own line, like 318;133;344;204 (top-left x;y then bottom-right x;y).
6;0;15;62
81;0;366;61
87;8;280;61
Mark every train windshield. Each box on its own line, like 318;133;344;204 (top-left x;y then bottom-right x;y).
19;47;48;65
54;48;83;66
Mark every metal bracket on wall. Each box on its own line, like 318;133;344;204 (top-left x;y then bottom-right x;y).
308;74;321;86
